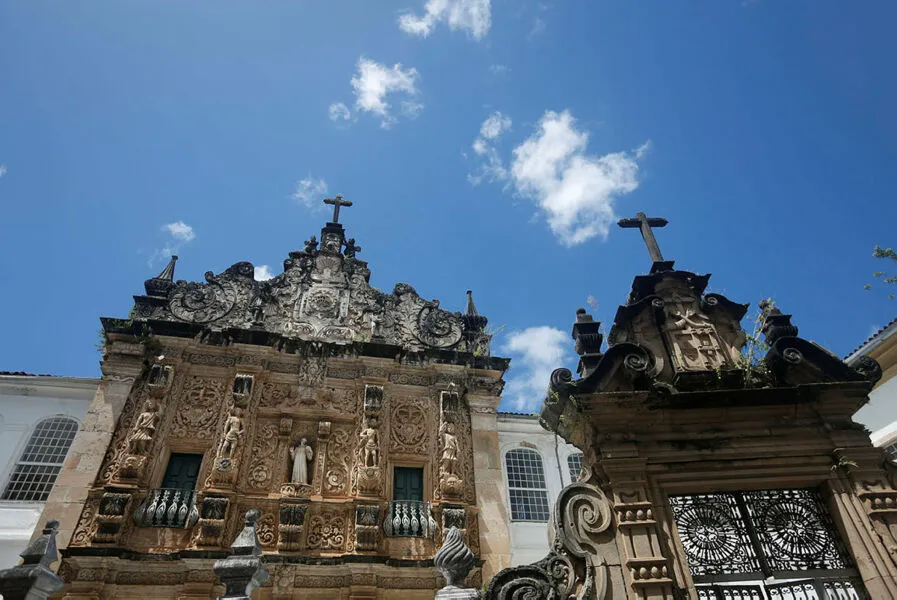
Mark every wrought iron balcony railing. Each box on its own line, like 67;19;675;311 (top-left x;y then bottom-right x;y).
383;500;437;538
133;488;199;529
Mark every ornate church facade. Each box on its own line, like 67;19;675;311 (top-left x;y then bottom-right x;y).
39;199;511;599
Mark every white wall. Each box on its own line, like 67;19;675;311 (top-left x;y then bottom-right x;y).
0;375;97;568
496;413;582;566
855;376;897;435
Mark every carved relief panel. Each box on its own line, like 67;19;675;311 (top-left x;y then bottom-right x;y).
306;505;348;552
171;377;227;440
389;396;433;455
244;420;283;493
323;422;356;497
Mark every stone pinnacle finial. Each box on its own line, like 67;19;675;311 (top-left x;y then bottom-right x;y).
144;255;179;297
213;509;269;600
465;290;478;316
462;290;488;334
0;520;63;600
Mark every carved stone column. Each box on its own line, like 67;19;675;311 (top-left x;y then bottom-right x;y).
34;347;144;553
602;458;676;600
828;445;897;598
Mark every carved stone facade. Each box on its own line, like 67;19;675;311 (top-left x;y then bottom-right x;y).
44;210;509;599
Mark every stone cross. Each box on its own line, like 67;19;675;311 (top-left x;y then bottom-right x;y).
323;194;353;224
617;211;669;263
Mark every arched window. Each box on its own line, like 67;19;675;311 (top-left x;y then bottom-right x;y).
505;448;550;522
2;417;79;502
567;453;583;483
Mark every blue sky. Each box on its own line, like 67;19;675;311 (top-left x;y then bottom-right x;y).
1;1;895;412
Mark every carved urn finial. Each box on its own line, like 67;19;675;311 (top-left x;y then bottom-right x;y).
144;255;179;297
434;527;475;587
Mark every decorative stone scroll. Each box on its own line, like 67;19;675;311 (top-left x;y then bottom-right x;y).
482;480;615;600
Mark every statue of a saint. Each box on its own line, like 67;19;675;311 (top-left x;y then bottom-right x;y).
218;407;245;459
128;399;158;456
289;438;314;484
359;418;380;468
440;422;459;476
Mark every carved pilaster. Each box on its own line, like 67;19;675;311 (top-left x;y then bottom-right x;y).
603;459;675;600
312;421;330;497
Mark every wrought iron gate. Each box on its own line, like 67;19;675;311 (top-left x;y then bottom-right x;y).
669;489;867;600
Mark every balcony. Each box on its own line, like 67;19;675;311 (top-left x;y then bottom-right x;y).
133;488;199;529
382;500;437;538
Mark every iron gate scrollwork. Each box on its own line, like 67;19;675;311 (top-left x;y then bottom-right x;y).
669;489;865;600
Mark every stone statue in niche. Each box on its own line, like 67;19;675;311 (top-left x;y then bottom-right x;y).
290;438;314;484
440;422;459;476
438;421;463;499
128;399;159;456
359;417;380;467
218;407;245;460
118;398;160;480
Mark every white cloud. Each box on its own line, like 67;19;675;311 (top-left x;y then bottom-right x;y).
399;0;491;40
510;110;648;246
349;57;421;128
501;326;571;412
0;164;7;178
489;64;509;75
254;265;274;281
293;176;328;208
480;112;512;140
150;221;196;267
163;221;195;243
329;102;352;122
469;111;512;185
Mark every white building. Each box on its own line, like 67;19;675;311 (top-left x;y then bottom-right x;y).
848;319;897;454
0;373;98;567
497;412;583;566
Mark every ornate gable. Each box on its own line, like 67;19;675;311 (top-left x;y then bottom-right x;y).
127;199;490;355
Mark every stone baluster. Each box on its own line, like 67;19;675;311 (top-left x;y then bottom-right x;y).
0;520;64;600
213;509;269;600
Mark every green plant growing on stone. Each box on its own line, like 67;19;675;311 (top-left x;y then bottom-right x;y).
864;245;897;300
735;299;774;388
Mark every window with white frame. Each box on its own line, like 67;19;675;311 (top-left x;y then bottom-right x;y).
505;448;550;521
567;453;583;483
2;417;79;502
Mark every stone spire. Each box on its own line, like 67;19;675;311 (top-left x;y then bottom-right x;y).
213;509;269;600
0;520;64;600
462;290;487;332
144;255;178;297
